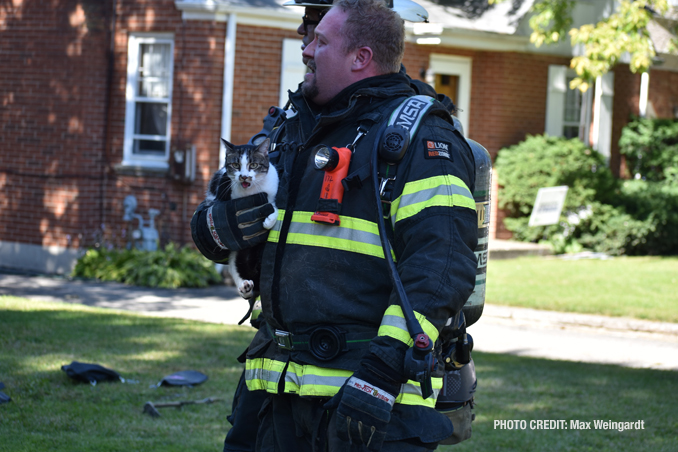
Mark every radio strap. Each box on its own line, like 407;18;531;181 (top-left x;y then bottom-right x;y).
378;95;442;219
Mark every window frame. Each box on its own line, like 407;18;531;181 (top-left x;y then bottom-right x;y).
562;74;583;139
122;33;175;169
545;65;593;141
427;54;472;134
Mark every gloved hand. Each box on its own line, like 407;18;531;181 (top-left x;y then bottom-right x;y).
204;193;275;251
325;359;402;451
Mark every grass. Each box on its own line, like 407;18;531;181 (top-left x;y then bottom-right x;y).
441;353;678;452
2;296;677;451
486;256;678;323
0;296;254;451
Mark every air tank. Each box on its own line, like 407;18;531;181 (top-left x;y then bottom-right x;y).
462;139;491;327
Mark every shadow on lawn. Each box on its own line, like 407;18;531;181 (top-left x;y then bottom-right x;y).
0;306;256;383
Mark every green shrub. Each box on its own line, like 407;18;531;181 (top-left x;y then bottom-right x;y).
496;134;618;244
496;133;678;256
619;116;678;181
615;179;678;255
496;135;617;217
72;243;222;288
575;202;653;255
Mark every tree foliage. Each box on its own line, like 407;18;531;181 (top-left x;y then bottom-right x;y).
490;0;677;91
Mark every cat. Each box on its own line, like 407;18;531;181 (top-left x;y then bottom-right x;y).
205;137;279;316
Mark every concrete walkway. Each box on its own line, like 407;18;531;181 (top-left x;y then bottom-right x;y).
1;264;677;372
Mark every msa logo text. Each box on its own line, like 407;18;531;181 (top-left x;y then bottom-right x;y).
394;99;429;129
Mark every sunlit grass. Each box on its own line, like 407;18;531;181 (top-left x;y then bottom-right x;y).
486;256;678;322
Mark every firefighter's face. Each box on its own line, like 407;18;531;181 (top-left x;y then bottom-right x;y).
301;7;356;105
298;7;325;66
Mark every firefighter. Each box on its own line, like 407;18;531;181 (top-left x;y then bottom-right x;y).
191;1;476;450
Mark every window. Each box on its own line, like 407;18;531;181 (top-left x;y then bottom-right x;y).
546;65;591;140
123;34;174;168
546;65;612;160
563;75;582;139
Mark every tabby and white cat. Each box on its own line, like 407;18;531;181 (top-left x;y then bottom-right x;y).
206;137;278;303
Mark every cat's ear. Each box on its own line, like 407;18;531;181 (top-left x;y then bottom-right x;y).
221;138;234;153
255;138;270;157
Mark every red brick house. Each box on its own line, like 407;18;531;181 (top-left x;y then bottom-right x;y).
1;0;677;274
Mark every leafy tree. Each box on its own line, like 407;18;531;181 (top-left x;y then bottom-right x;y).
490;0;678;91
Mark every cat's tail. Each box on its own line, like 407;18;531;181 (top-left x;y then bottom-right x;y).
237;297;258;325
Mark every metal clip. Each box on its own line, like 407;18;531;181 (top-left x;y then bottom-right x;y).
347;126;368;151
379;176;396;199
274;329;293;349
379;175;396;219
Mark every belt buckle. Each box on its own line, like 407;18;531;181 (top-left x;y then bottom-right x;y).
274;329;293;350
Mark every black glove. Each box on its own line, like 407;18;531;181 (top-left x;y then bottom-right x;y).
192;193;275;255
325;357;402;451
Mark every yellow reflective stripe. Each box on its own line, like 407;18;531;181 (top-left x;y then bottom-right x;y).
246;358;440;406
267;210;395;260
396;378;443;407
284;362;352;397
245;358;287;392
391;175;475;224
378;305;439;345
267;209;286;242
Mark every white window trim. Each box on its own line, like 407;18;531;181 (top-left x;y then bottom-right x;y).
123;33;175;169
591;72;614;162
426;54;472;134
545;65;594;143
545;65;567;137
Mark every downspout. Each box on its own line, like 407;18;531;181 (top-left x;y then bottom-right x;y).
220;13;237;164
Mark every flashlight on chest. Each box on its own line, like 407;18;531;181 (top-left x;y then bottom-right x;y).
311;145;352;225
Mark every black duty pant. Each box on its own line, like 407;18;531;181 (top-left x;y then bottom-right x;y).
224;371;269;452
255;393;439;452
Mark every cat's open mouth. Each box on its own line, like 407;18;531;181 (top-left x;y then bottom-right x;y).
241;182;251;188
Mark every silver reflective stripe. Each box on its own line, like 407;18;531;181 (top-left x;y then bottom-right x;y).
380;313;408;332
245;367;283;385
285;371;350;389
289;222;381;247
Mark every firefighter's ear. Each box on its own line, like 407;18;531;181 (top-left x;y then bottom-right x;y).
351;47;373;72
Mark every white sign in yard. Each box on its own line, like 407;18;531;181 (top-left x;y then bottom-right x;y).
528;186;569;227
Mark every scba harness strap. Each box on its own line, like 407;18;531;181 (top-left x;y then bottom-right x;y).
378;95;454;218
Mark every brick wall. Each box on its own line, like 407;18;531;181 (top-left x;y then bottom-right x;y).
0;0;112;248
648;69;678;119
0;0;301;253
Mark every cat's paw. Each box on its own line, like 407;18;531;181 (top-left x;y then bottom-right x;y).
263;210;278;230
238;280;255;299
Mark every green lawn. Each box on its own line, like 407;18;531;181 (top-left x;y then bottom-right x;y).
2;296;676;451
486;256;678;323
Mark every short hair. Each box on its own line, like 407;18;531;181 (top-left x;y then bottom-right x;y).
333;0;405;74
